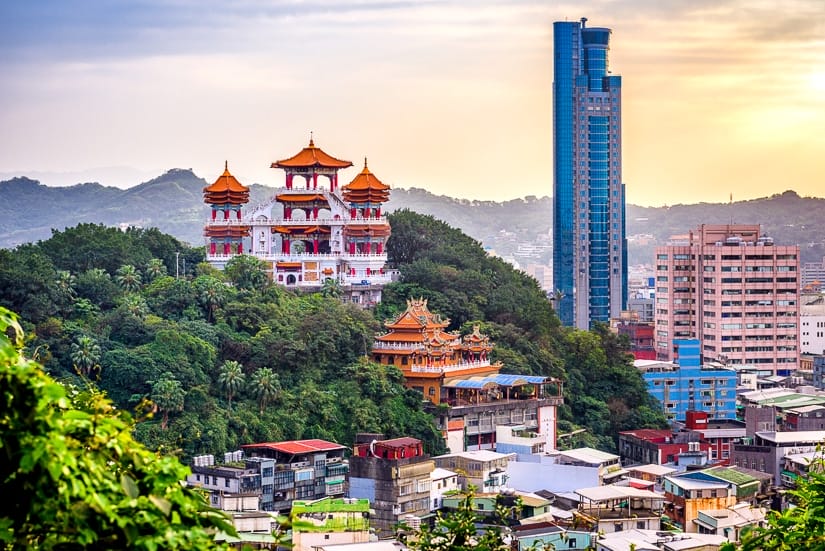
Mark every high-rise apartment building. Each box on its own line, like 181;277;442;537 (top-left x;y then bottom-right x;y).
654;225;801;376
553;18;626;329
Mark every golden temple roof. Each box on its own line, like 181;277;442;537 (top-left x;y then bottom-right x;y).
272;138;353;169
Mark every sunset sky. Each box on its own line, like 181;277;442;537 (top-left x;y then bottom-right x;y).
1;1;824;206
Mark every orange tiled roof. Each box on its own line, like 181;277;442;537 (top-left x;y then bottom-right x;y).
272;225;332;235
342;159;390;204
275;193;329;203
204;226;250;237
203;162;250;205
272;138;353;169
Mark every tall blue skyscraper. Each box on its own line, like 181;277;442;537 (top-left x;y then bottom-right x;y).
553;18;627;329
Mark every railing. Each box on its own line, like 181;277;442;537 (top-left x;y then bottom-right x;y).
205;216;388;226
372;343;427;352
205;252;388;262
409;360;492;373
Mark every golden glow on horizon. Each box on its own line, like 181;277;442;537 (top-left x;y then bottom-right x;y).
0;1;823;207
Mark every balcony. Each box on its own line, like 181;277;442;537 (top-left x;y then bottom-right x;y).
205;215;389;227
409;360;493;374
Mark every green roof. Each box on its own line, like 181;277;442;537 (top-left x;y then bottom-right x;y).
291;497;370;514
704;467;759;497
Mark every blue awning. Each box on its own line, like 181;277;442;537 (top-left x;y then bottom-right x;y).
488;373;547;386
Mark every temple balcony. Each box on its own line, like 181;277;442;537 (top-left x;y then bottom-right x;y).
372;342;427;352
408;359;493;373
205;252;388;263
205;216;388;226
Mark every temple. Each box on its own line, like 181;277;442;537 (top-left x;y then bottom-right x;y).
203;139;392;306
372;298;563;453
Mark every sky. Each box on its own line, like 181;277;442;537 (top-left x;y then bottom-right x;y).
1;0;824;207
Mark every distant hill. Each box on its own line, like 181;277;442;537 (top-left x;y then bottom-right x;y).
1;171;823;265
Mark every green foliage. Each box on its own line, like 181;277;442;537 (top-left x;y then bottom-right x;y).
0;307;232;550
217;360;246;411
151;372;186;430
402;490;512;551
224;255;269;291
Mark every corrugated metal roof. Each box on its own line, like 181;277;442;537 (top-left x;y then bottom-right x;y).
242;439;345;454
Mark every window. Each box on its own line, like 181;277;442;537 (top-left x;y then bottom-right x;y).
569;538;577;548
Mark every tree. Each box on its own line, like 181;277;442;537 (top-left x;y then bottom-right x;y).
151;372;185;430
217;360;245;411
249;367;281;413
145;258;167;281
402;490;513;551
321;277;342;298
115;264;143;293
70;335;101;377
224;255;269;291
55;270;77;303
194;275;228;322
0;307;234;549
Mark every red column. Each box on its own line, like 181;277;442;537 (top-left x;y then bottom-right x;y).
211;209;216;220
284;239;290;254
285;206;292;220
237;241;244;254
224;242;230;254
224;209;229;220
349;242;356;255
312;173;318;189
350;208;356;219
376;206;381;217
286;173;293;189
332;173;338;192
377;242;383;254
237;209;242;220
210;242;216;254
313;207;318;220
313;238;319;253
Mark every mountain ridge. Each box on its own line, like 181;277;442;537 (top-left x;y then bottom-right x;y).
1;171;823;265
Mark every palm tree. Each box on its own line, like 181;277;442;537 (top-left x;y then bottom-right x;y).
121;294;148;318
150;372;185;430
249;367;281;413
145;258;167;281
321;277;342;299
195;275;227;322
71;335;101;377
55;270;77;302
115;264;142;293
218;360;246;411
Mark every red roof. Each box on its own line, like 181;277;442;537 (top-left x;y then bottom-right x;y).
619;429;674;442
377;437;422;448
203;162;250;205
272;138;353;169
242;439;345;455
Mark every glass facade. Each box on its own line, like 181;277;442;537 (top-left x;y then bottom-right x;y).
553;18;626;328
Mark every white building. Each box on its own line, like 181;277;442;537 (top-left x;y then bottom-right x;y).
801;299;825;354
429;467;459;511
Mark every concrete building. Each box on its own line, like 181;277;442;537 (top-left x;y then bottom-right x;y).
681;410;746;465
552;17;627;328
554;447;627;485
348;436;434;537
618;429;710;467
814;355;825;390
801;298;825;354
433;450;514;493
732;430;825;486
240;439;349;512
575;485;664;534
693;502;767;542
637;339;737;421
429;467;459;511
801;255;825;289
595;529;727;551
654;224;801;376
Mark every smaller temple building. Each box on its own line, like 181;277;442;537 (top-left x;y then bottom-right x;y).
372;299;563;453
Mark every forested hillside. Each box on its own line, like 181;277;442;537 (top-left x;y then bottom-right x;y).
0;216;665;457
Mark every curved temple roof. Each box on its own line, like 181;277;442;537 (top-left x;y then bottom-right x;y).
272;138;353;169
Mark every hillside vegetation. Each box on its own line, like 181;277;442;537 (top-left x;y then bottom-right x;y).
0;215;665;457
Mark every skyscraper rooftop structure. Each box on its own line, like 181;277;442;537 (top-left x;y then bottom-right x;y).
553;17;627;328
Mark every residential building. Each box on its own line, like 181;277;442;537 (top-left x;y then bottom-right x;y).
618;429;710;466
554;447;627;484
433;450;514;493
682;410;746;465
637;339;737;421
552;17;626;328
372;298;562;452
653;224;801;376
290;497;371;551
348;436;434;537
595;529;726;551
429;467;459;511
495;424;548;457
575;485;664;534
801;255;825;288
814;355;825;389
731;430;825;485
240;439;348;512
203;140;393;305
693;502;766;542
780;450;824;487
800;298;825;354
512;523;595;551
440;491;552;524
662;476;735;533
613;313;656;360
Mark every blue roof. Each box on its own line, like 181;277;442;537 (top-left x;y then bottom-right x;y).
447;379;497;389
489;374;547;386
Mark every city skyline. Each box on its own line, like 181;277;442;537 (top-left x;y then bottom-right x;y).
1;1;824;207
